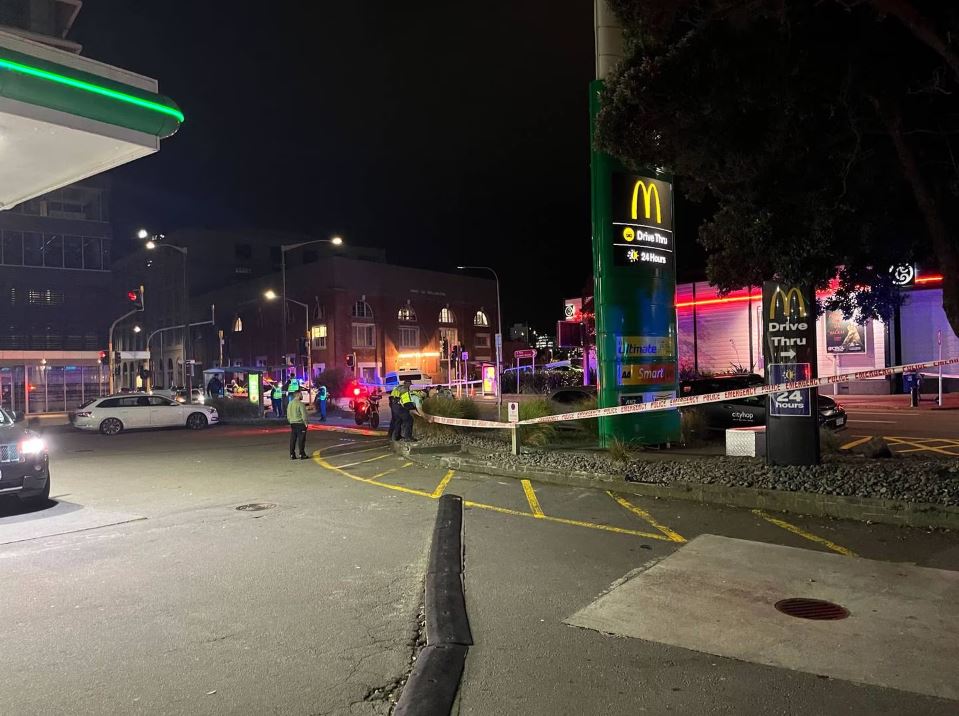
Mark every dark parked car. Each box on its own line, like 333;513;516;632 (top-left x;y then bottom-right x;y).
0;407;50;508
548;386;597;405
680;374;847;431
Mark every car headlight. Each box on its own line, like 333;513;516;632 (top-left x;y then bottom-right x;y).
20;437;45;455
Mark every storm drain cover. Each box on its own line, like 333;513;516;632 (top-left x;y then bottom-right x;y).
235;502;276;512
775;597;849;620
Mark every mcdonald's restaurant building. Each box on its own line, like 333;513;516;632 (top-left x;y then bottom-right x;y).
676;273;957;393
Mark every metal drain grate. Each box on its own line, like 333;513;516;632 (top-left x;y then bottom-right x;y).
235;502;277;512
775;598;849;620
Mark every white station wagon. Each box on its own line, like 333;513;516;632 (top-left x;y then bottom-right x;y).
70;393;219;435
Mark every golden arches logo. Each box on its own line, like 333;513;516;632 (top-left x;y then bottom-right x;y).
630;180;662;224
769;286;807;320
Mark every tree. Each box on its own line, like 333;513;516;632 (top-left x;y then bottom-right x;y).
597;0;959;336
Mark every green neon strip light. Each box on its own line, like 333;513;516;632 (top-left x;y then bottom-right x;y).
0;57;184;123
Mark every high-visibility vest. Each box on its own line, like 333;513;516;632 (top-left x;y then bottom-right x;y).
288;378;300;392
271;385;283;399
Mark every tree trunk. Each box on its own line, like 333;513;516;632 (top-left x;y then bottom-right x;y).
869;0;959;82
874;98;959;341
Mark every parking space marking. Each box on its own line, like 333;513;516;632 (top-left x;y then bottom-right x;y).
752;510;858;557
885;436;959;456
431;470;455;498
609;492;686;543
335;453;392;469
840;436;873;450
313;448;670;540
521;479;544;518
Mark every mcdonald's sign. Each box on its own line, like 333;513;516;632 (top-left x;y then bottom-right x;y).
768;286;808;320
631;180;662;224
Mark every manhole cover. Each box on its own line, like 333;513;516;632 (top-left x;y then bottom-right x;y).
235;502;276;512
775;597;849;620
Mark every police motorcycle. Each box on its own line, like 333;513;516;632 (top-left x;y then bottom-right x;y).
352;386;382;428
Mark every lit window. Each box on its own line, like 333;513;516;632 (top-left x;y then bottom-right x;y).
28;289;64;306
398;325;420;349
352;301;374;319
475;333;491;349
398;306;417;322
439;307;456;324
474;310;489;327
311;324;328;349
352;323;376;348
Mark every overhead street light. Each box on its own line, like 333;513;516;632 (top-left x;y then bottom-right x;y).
265;289;311;381
456;265;503;412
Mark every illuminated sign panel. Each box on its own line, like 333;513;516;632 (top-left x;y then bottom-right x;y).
824;311;867;354
619;362;676;386
611;173;674;269
616;336;675;359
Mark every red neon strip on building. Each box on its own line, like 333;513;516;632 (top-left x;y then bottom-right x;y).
676;274;944;310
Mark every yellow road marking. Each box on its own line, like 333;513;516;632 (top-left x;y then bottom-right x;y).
463;500;671;540
840;436;872;450
431;470;455;498
312;449;674;540
336;453;392;469
609;492;686;543
752;509;858;557
521;479;544;518
402;462;415;468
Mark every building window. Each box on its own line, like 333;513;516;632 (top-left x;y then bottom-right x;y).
43;234;63;267
312;298;325;321
475;333;491;349
63;235;83;269
23;232;42;266
311;324;328;349
352;300;374;319
28;289;65;306
398;306;416;322
439;327;458;349
83;237;101;270
474;310;489;327
398;325;420;349
352;323;376;348
360;366;378;383
255;356;268;368
2;231;23;265
439;307;456;324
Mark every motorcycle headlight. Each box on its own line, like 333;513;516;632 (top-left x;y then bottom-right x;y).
20;437;45;455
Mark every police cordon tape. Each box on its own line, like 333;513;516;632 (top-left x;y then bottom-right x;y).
414;357;959;430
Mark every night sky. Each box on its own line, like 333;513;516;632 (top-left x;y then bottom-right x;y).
72;3;616;330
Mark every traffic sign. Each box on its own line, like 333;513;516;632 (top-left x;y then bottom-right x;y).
507;402;519;423
514;349;536;359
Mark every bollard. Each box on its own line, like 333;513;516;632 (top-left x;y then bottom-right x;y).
511;425;519;455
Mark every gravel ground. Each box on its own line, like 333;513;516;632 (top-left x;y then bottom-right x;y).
416;433;959;507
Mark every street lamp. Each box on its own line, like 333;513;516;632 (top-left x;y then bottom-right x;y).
265;290;310;381
133;325;142;333
279;236;344;376
456;265;503;412
140;229;192;402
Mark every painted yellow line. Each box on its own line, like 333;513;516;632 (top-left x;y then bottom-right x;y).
431;470;455;498
335;453;392;469
521;479;544;518
313;448;671;540
402;462;415;468
840;436;872;450
463;500;671;540
609;492;686;543
752;510;858;557
896;446;959;456
313;453;433;498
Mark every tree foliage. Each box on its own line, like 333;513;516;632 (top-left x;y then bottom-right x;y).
597;0;959;335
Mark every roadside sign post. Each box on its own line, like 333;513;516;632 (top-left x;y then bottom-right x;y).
513;349;536;394
508;401;520;455
762;281;819;466
938;329;943;406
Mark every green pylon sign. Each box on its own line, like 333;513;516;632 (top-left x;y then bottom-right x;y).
589;80;680;446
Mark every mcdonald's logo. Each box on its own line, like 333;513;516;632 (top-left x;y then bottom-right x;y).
630;180;662;224
768;286;807;320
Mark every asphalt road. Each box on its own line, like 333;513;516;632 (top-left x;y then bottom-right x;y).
2;423;958;714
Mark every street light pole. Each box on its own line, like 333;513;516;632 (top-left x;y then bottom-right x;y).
141;231;190;402
266;292;310;383
280;236;343;380
457;265;503;413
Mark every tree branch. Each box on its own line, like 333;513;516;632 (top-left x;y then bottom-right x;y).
869;0;959;82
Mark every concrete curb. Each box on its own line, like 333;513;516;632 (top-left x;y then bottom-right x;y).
400;446;959;531
394;494;471;716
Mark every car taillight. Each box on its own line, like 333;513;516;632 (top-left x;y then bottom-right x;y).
75;411;91;418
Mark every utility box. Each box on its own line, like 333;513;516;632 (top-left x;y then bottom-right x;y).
726;426;766;458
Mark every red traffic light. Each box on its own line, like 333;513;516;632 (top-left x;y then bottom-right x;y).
127;290;138;302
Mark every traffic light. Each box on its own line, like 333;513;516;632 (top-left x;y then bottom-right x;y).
346;353;356;369
440;338;449;360
99;350;108;365
297;337;308;356
127;287;144;311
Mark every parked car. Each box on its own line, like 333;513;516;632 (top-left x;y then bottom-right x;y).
548;386;597;404
0;407;50;508
70;393;219;435
680;374;846;431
